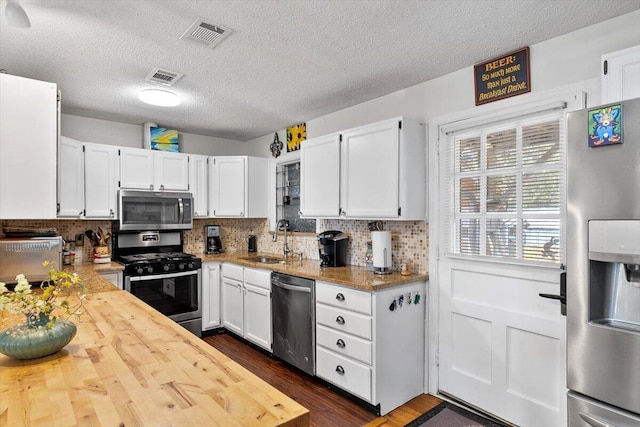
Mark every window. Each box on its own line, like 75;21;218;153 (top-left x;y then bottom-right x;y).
443;111;565;264
275;161;315;232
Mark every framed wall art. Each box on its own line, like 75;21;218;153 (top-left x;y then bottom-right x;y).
588;104;622;147
286;123;306;152
150;127;179;152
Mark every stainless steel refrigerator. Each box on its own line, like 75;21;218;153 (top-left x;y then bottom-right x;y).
567;97;640;426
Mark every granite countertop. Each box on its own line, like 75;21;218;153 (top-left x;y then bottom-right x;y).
0;270;309;426
197;251;429;291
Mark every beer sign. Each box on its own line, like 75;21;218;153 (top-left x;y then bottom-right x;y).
474;47;531;106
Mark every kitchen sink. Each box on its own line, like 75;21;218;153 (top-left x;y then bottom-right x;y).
240;256;285;264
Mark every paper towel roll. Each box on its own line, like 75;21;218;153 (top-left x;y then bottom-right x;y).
371;231;392;271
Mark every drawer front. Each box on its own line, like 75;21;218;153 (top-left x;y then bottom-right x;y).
243;267;271;290
316;281;372;315
222;263;243;281
316;304;372;340
316;325;372;365
317;346;372;402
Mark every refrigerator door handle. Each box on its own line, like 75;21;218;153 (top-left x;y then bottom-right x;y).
539;272;567;316
579;412;614;427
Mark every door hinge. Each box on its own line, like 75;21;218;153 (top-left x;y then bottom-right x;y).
398;120;402;129
83;209;86;216
82;145;85;152
435;349;439;367
118;180;121;188
339;134;342;142
56;92;61;102
56;203;60;213
603;60;608;75
118;149;121;156
398;207;401;216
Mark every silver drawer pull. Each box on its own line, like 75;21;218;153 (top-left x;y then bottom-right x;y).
335;316;345;325
335;293;345;301
336;339;346;348
335;365;345;375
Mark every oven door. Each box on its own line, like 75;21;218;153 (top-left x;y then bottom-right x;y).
119;190;193;231
125;270;201;323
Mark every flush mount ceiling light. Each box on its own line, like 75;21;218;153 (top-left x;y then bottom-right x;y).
138;89;181;107
5;0;31;28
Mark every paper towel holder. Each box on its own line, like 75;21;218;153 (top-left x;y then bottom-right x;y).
373;247;392;275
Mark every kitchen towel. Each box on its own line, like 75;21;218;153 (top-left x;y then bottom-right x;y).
371;231;392;270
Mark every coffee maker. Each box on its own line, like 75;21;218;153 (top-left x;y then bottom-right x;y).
205;225;222;254
318;230;348;267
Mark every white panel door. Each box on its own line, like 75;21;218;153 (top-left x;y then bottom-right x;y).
202;262;221;331
439;259;566;426
221;276;243;335
601;45;640;103
189;155;209;217
119;147;154;190
211;156;246;217
154;151;189;191
58;137;85;218
300;133;341;217
84;143;118;219
341;119;399;218
243;283;271;351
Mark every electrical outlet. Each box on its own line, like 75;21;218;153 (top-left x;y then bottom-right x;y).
75;234;84;246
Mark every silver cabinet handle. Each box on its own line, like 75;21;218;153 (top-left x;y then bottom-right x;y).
335;365;345;375
149;184;154;190
109;209;114;217
335;293;345;301
335;316;345;325
160;184;165;190
336;339;346;348
579;413;614;427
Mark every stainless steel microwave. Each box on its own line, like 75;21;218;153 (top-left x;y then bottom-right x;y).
118;190;193;231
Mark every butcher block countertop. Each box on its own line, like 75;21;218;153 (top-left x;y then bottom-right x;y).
0;271;309;427
198;251;429;291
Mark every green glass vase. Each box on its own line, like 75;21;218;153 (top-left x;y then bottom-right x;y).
0;313;77;360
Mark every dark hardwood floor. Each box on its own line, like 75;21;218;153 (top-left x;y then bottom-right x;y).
202;331;441;427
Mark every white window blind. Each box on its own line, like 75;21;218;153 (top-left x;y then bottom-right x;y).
440;110;566;265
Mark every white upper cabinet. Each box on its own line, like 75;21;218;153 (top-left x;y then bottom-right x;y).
209;156;268;218
58;137;85;218
300;117;426;220
300;133;341;217
119;147;155;190
154;151;189;191
58;137;119;219
84;143;118;218
189;154;209;217
601;45;640;103
119;147;189;191
0;74;58;219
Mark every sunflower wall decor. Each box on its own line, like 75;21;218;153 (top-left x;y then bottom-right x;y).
286;123;306;152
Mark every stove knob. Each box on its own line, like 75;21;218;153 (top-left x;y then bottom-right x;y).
136;267;144;275
163;264;170;272
147;266;154;274
187;262;194;269
177;263;184;270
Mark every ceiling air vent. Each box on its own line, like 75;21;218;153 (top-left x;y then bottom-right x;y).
180;18;233;49
145;68;184;86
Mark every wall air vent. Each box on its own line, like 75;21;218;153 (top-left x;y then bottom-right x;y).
180;18;233;49
145;68;184;86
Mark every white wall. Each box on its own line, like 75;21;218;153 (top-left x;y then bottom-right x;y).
61;114;246;156
247;11;640;149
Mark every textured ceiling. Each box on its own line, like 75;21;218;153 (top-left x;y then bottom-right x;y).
1;1;638;141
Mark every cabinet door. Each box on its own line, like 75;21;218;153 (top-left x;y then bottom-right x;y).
210;157;246;217
202;262;221;330
155;151;189;191
84;143;118;219
189;155;209;217
0;74;58;219
602;45;640;103
58;137;85;218
243;283;272;351
119;147;155;190
221;276;243;335
300;134;341;217
341;119;399;218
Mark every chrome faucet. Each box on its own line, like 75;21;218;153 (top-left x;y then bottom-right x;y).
273;219;291;259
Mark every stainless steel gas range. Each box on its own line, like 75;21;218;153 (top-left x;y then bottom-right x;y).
113;230;202;337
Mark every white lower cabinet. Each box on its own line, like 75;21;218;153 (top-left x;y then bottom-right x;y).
315;280;426;415
220;264;272;352
202;262;221;331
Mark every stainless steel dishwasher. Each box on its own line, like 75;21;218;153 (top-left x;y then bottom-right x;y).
271;272;315;375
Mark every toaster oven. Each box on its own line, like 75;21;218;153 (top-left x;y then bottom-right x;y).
0;236;63;284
